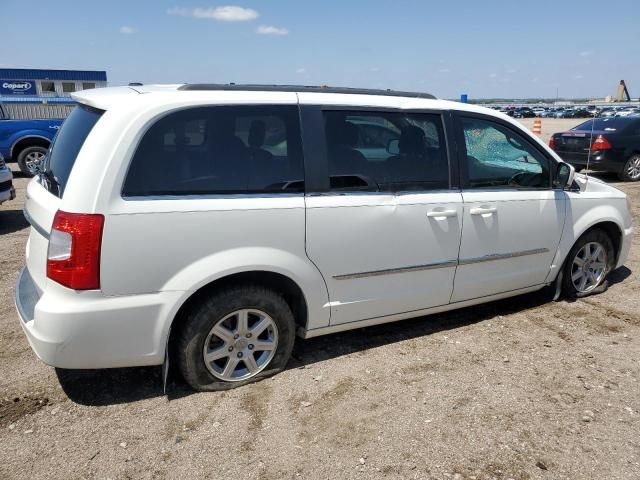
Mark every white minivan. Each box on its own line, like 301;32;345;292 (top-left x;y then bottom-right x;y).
16;84;633;391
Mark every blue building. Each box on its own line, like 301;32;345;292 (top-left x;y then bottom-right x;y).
0;68;107;119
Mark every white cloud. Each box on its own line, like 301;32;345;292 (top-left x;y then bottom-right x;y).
296;67;306;74
579;50;592;57
167;5;258;21
256;25;288;35
438;67;450;73
489;73;498;78
119;25;136;34
370;66;380;72
575;74;584;79
505;67;517;73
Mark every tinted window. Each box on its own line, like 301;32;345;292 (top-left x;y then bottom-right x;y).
123;106;304;196
461;117;551;189
573;118;629;132
323;111;449;191
43;105;104;197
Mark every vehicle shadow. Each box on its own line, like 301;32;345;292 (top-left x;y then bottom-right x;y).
58;267;632;406
55;366;191;406
0;209;29;235
58;287;555;406
290;287;554;369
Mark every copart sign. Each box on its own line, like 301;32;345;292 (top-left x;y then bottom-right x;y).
0;80;37;95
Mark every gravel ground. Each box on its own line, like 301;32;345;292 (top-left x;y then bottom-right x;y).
1;128;639;480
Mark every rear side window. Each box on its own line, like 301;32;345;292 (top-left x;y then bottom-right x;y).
123;105;304;196
322;111;449;192
43;105;104;197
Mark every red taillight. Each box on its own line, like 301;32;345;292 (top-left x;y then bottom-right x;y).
549;136;557;150
591;134;612;151
47;211;104;290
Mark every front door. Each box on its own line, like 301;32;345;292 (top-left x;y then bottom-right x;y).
302;107;463;325
451;114;566;302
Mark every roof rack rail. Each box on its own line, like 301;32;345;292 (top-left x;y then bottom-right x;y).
177;83;436;99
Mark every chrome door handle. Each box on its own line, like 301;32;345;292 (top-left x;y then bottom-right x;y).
470;206;497;216
427;210;458;218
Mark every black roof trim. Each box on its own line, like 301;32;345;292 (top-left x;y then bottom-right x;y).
177;84;436;99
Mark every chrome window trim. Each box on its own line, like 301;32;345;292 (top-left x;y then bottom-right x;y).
333;248;549;280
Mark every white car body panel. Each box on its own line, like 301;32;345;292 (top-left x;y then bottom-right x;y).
306;191;463;325
14;84;633;370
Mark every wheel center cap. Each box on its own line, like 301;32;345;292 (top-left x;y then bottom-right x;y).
234;338;249;350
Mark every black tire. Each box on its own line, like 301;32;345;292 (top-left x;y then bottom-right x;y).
17;145;48;176
618;154;640;182
176;284;296;391
562;228;614;299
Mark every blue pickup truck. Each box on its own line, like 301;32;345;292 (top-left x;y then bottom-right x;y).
0;104;63;176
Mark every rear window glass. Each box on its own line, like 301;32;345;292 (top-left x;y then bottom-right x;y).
122;105;304;196
43;105;103;197
572;118;630;132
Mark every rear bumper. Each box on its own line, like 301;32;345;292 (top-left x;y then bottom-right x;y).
557;151;625;172
15;266;182;369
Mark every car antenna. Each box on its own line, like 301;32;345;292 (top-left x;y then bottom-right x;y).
584;107;596;187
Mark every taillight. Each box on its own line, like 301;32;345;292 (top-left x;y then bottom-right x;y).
549;136;557;150
47;210;104;290
591;134;612;151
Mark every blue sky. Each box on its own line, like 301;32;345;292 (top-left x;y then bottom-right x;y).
2;0;639;99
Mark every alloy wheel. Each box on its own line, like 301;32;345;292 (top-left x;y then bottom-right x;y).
570;241;607;293
626;156;640;180
24;151;46;175
202;309;278;382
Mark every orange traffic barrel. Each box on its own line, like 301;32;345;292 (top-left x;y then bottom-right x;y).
532;118;542;136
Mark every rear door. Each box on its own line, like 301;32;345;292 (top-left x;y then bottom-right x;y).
302;105;463;326
23;105;103;291
451;113;565;302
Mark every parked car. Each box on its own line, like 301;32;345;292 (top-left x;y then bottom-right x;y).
0;104;63;176
550;117;640;181
0;154;15;204
16;84;633;391
507;107;536;118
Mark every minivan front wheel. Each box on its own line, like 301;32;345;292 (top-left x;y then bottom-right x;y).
562;229;614;298
177;285;295;391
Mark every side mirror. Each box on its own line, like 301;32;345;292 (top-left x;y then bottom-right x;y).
387;139;400;155
554;162;575;189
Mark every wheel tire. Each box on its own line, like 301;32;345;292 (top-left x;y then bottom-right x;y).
618;154;640;182
176;284;296;391
17;146;48;177
562;228;614;299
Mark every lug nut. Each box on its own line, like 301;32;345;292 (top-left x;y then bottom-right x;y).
246;333;252;338
237;352;243;358
248;344;254;350
234;334;239;340
228;346;233;352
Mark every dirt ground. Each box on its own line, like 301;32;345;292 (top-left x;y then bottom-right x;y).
1;122;639;479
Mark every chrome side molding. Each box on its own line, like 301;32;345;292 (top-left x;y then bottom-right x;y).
333;260;458;280
458;248;549;265
334;248;549;280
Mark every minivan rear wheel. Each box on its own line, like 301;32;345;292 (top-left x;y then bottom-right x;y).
176;284;296;391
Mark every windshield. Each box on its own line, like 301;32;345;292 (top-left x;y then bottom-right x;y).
43;105;104;197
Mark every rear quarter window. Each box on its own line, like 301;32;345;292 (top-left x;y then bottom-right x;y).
43;105;104;197
122;105;304;196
